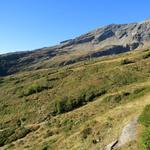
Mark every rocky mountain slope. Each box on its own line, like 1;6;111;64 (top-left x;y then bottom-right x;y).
1;19;150;76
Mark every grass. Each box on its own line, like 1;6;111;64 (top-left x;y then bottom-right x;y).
140;128;150;150
139;105;150;150
139;105;150;128
0;49;150;149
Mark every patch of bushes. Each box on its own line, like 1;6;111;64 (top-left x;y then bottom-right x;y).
0;127;31;147
17;80;50;97
142;51;150;59
53;88;106;114
0;127;16;146
120;59;134;65
110;70;138;86
81;127;92;139
14;77;55;97
6;127;31;144
24;83;46;96
85;88;106;102
41;142;49;150
0;78;4;85
104;91;130;104
105;94;121;103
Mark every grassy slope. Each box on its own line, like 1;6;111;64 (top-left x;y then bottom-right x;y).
0;49;150;150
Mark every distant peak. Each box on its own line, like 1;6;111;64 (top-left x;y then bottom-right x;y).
139;18;150;24
144;18;150;22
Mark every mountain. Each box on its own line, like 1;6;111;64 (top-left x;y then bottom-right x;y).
1;19;150;76
0;20;150;150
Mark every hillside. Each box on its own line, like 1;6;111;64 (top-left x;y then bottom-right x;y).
0;47;150;149
1;19;150;76
0;19;150;150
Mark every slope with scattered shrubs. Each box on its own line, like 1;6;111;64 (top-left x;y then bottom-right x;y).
0;49;150;149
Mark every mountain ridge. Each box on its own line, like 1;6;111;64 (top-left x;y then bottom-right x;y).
0;19;150;76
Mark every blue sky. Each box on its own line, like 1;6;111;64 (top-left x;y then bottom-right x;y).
0;0;150;54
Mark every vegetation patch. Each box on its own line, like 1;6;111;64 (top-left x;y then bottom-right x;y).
139;105;150;128
142;51;150;59
16;79;51;97
120;59;134;65
53;88;106;114
81;127;92;139
139;105;150;150
0;127;32;147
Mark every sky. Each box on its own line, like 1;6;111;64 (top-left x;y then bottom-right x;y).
0;0;150;54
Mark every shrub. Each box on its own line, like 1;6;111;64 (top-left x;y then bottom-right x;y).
16;119;22;127
104;94;122;104
41;142;49;150
85;89;106;102
0;127;31;146
25;83;43;96
142;51;150;59
120;59;134;65
5;127;31;144
53;88;106;114
103;91;131;105
81;127;92;139
0;127;16;146
111;71;138;86
24;81;49;96
54;97;71;114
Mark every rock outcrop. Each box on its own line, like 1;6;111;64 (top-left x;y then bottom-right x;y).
104;117;138;150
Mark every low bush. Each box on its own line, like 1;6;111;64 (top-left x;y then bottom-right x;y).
120;59;134;65
110;70;138;86
53;88;106;114
25;83;44;96
20;81;50;96
81;127;92;139
0;127;31;146
5;127;31;144
104;91;131;104
142;51;150;59
0;127;16;146
105;94;122;103
41;142;49;150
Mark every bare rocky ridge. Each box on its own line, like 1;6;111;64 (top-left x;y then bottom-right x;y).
0;19;150;76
